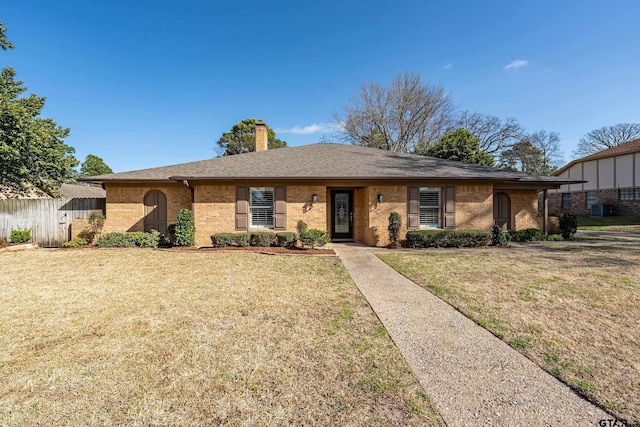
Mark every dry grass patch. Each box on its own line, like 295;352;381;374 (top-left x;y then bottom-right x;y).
0;249;442;426
378;240;640;423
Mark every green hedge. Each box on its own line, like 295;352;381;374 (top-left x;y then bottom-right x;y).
210;233;250;247
405;230;491;248
508;228;546;242
96;231;161;248
250;232;276;247
276;232;298;248
210;231;301;248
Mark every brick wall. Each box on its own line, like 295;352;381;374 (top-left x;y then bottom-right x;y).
508;189;543;230
363;185;407;246
103;183;192;234
456;185;494;230
547;189;640;216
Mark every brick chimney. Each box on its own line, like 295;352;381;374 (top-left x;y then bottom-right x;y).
255;120;268;152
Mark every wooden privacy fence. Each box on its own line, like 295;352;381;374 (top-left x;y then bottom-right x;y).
0;198;106;247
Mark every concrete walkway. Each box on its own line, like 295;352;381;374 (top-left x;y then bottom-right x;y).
333;244;609;426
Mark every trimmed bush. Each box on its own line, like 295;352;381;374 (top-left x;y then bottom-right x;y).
388;212;402;248
275;232;298;248
250;232;276;247
490;223;509;247
96;231;160;248
10;227;31;243
547;234;564;241
559;213;578;240
297;220;330;248
508;228;546;242
405;230;491;248
168;209;195;246
210;233;250;247
63;236;89;247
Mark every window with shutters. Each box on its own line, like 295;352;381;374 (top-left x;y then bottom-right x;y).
249;187;274;229
419;187;441;228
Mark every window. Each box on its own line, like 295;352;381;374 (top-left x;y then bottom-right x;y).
419;187;441;228
619;188;634;201
249;187;274;229
636;188;640;201
561;193;571;210
585;191;597;209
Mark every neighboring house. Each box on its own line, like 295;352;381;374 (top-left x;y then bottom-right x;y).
79;122;575;247
548;139;640;216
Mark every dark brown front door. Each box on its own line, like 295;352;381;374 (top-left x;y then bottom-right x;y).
331;190;353;240
493;192;511;230
144;190;167;234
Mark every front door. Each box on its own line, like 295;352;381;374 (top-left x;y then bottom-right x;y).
331;190;353;240
493;192;511;230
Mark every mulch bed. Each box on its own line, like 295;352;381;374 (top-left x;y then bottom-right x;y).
57;245;335;256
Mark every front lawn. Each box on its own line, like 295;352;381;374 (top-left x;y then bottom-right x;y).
577;215;640;232
0;249;442;426
378;240;640;423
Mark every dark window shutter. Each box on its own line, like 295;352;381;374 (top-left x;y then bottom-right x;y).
444;186;456;229
236;186;248;231
273;186;286;230
407;187;420;230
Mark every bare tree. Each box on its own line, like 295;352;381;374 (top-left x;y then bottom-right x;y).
501;130;563;174
335;72;454;153
575;123;640;157
453;111;524;155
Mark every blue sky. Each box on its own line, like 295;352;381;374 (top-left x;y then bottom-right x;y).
3;1;640;172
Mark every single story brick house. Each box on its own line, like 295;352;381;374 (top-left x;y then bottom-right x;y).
79;122;575;246
547;138;640;216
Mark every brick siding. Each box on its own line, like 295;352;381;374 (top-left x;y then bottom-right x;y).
547;190;640;217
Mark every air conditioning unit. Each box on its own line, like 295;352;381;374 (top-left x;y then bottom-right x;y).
591;204;615;217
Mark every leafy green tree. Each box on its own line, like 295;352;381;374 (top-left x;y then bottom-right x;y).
423;128;494;166
0;22;14;51
216;118;286;156
0;67;78;196
80;154;113;176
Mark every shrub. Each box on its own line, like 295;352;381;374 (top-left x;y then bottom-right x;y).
508;228;546;242
10;227;31;243
210;233;250;247
275;232;298;248
547;234;564;241
96;231;160;248
63;236;89;247
388;212;402;248
88;210;105;229
405;230;491;248
490;223;509;247
168;209;195;246
250;232;276;247
211;233;234;248
559;213;578;240
296;220;330;248
299;228;331;248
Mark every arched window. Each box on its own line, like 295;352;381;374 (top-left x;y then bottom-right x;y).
144;190;167;234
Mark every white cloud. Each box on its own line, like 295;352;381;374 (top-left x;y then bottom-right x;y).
276;123;334;135
504;59;529;70
443;63;453;70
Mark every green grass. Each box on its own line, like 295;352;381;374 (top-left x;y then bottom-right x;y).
577;215;640;229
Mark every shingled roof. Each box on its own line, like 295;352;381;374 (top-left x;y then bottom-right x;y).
79;143;574;186
555;138;640;175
